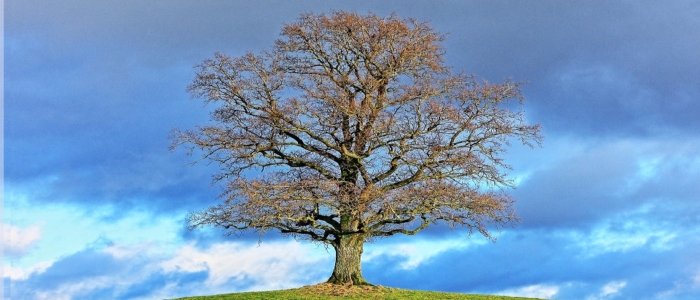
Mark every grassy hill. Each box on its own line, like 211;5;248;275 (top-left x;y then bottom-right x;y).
172;283;544;300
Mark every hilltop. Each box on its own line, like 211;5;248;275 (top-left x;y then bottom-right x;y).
173;283;544;300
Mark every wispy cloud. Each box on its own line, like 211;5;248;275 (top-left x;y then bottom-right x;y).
586;281;627;300
497;284;560;299
6;240;331;299
161;241;330;291
363;237;488;270
4;224;43;256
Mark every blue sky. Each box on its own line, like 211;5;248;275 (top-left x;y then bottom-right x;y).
4;1;700;299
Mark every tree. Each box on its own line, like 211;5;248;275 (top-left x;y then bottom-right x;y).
172;11;542;286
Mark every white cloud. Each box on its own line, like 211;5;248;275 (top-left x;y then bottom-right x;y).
573;213;678;257
4;223;43;256
3;260;53;280
586;281;627;300
4;191;182;269
34;277;114;300
7;240;330;299
601;281;627;296
103;241;158;259
363;237;488;270
160;241;330;291
497;284;560;299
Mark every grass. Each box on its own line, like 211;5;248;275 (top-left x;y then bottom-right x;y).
172;283;544;300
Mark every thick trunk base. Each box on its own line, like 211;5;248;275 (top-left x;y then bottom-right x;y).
326;235;372;286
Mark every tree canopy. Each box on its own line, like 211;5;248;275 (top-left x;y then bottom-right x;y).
172;11;542;285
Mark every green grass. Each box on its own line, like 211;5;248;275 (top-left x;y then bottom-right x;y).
171;283;544;300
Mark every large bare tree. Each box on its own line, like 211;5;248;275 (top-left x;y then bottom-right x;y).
172;11;542;286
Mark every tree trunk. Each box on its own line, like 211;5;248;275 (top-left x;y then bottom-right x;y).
327;234;371;285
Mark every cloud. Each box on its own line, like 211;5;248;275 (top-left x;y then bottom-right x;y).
5;0;337;63
513;137;700;229
514;141;639;228
363;226;699;299
4;224;42;256
7;248;125;299
430;1;700;137
435;1;700;81
6;240;331;300
6;0;699;217
4;261;53;281
5;1;700;299
597;281;627;299
497;284;559;299
4;195;192;280
364;237;488;270
360;207;700;298
161;241;329;291
527;63;700;137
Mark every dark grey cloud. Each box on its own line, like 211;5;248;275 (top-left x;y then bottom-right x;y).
6;1;336;217
364;229;700;299
5;35;218;213
425;1;700;136
526;65;700;137
514;141;640;228
438;1;700;78
7;0;698;214
513;138;700;229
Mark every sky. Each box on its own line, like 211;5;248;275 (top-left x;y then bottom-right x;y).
4;1;700;299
